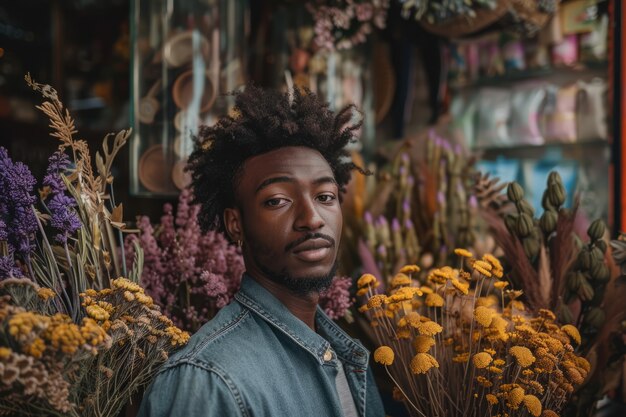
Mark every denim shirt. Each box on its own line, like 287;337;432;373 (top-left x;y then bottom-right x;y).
137;275;385;417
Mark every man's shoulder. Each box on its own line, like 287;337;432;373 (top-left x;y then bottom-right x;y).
161;300;266;373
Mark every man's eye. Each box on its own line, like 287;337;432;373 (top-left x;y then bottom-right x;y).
264;198;286;207
317;194;336;203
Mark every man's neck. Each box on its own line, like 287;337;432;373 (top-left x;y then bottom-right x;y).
248;274;320;330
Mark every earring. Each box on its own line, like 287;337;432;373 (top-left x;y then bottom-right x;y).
237;240;243;248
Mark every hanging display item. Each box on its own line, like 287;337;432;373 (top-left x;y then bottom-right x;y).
131;0;247;196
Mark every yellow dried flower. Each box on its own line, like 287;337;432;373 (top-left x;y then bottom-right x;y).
366;294;387;309
356;287;370;297
493;281;509;289
413;336;436;353
399;265;420;274
0;347;11;359
473;352;494;369
486;394;498;405
507;387;525;408
391;273;412;288
425;293;444;307
416;320;443;336
26;337;46;358
83;288;98;297
112;277;143;292
396;328;410;339
357;273;377;288
86;305;110;321
493;359;505;366
419;286;433;294
575;356;591;373
410;353;439;374
451;278;469;295
561;324;581;345
135;292;154;306
523;395;542;416
538;309;556;321
81;318;107;346
37;288;56;300
474;260;493;272
474;306;495;327
483;253;502;269
374;346;394;365
476;376;493;387
565;367;584;385
488;366;503;374
124;290;135;301
492;268;504;279
542;410;559;417
510;346;536;368
454;248;473;258
453;353;470;363
165;326;190;346
544;338;564;354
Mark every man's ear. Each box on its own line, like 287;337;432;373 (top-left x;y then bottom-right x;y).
223;207;243;242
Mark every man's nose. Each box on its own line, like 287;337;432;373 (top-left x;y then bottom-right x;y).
294;198;325;231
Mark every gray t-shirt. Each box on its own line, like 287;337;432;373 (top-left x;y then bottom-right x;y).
336;358;359;417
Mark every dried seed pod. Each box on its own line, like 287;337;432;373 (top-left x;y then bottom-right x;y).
595;239;608;253
505;214;518;235
516;213;534;237
541;191;555;211
539;209;558;234
507;182;524;203
523;237;540;259
577;279;594;302
557;304;574;325
590;262;605;280
590;247;604;263
567;271;584;292
548;171;563;185
594;264;610;282
592;285;606;305
548;182;566;207
587;219;606;241
517;200;535;217
578;248;592;270
584;307;605;328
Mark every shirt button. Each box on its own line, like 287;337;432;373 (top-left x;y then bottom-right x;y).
323;349;333;362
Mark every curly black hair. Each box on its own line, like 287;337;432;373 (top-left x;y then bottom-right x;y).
187;85;366;235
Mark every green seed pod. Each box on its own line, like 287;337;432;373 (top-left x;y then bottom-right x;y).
548;171;563;185
539;210;558;234
592;285;606;305
523;237;540;259
557;304;574;325
590;247;604;263
567;271;584;292
578;279;594;302
596;239;608;253
584;307;605;329
578;248;592;270
504;214;518;235
595;264;611;282
507;182;525;203
590;261;605;280
516;213;534;237
517;200;535;217
587;219;606;241
548;182;566;207
541;191;555;211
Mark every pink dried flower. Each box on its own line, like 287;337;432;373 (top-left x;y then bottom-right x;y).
319;276;354;320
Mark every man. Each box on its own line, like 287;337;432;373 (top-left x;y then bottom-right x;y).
137;86;385;417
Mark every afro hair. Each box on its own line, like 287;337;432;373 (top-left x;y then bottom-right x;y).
187;85;366;234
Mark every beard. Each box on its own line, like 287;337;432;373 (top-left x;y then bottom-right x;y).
254;255;338;297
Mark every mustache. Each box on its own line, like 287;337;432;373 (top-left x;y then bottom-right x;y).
284;233;336;253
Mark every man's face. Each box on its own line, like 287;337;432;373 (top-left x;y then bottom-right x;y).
230;146;343;295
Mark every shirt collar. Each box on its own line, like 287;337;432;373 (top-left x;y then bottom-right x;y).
235;274;368;367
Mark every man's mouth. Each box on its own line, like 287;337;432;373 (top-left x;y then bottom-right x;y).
292;239;333;262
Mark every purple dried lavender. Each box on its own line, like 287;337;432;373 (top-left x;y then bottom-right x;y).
0;255;23;279
0;147;38;256
43;151;81;244
0;218;7;242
